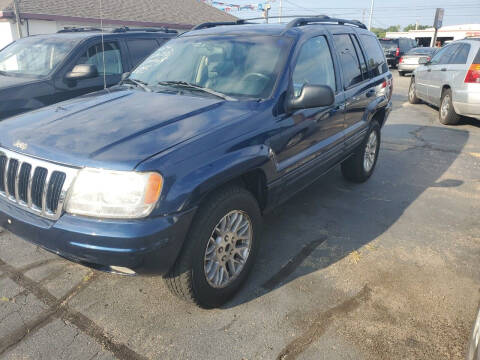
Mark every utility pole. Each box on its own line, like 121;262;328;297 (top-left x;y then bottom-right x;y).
368;0;375;31
12;0;23;39
263;3;271;24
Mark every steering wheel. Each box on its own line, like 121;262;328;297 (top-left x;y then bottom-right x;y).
241;73;270;83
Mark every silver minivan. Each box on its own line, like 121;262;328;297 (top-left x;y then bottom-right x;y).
408;39;480;125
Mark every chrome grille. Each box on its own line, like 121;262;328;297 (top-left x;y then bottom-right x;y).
0;147;78;220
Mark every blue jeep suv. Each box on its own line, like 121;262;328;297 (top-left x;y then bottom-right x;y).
0;16;392;308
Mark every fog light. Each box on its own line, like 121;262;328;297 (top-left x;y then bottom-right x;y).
109;266;136;275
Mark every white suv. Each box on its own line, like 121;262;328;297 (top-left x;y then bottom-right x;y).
408;38;480;125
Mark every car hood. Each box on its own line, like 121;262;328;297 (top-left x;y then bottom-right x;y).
0;74;40;90
0;87;252;170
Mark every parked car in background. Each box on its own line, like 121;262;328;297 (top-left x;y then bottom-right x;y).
0;16;392;308
409;38;480;125
380;37;416;68
398;47;437;76
0;27;177;120
468;303;480;360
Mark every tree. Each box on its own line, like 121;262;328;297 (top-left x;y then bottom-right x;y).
371;25;401;38
403;24;430;31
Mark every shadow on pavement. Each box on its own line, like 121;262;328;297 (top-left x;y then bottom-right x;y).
225;123;469;308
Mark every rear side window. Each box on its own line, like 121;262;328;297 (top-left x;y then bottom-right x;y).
450;44;470;64
127;39;161;68
292;36;336;96
360;34;388;76
430;44;455;65
333;34;363;88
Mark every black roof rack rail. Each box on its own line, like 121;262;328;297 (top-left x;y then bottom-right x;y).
286;15;367;29
112;26;178;34
57;27;102;33
192;20;247;30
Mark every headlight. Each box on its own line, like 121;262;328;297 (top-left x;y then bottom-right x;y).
66;168;163;219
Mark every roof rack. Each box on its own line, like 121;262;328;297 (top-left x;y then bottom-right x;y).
286;15;367;29
192;20;247;30
191;15;367;31
57;27;102;33
112;26;178;34
58;26;178;34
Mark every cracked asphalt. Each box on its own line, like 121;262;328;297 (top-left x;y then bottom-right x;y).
1;71;480;360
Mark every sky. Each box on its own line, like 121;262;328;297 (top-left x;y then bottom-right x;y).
220;0;480;29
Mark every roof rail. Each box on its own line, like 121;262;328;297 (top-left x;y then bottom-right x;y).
192;20;247;30
57;27;102;33
112;26;178;34
286;16;367;29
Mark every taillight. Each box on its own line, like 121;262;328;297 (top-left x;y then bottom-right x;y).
465;64;480;83
395;47;400;57
399;57;404;63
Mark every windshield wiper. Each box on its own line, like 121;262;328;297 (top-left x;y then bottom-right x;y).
157;81;235;101
122;78;151;92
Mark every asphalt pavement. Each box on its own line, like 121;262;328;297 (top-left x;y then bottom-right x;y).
1;71;479;360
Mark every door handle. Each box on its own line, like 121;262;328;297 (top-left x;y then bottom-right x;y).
366;89;375;98
441;68;447;72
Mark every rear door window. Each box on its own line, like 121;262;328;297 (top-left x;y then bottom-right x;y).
449;44;470;64
360;34;388;77
333;34;363;88
127;39;161;68
351;34;368;79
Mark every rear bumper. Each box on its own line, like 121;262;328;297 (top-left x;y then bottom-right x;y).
453;86;480;120
0;198;196;275
398;64;418;72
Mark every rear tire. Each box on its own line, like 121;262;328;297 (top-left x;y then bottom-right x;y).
341;121;381;183
439;88;460;125
164;185;262;308
408;78;420;104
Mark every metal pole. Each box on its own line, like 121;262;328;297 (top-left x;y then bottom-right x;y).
12;0;22;38
431;28;438;47
368;0;375;31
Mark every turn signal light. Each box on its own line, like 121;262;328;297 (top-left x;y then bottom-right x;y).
465;64;480;83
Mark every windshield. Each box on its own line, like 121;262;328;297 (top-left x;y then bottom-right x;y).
379;40;397;50
130;35;292;99
0;37;78;77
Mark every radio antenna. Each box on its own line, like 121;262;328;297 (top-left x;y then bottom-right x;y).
99;0;107;89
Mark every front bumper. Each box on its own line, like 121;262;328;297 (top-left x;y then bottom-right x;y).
0;198;196;275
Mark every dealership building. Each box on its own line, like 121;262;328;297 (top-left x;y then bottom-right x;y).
386;24;480;47
0;0;235;49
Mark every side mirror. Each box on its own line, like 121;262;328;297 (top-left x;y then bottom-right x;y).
121;72;130;81
286;84;335;112
65;64;99;80
418;57;429;65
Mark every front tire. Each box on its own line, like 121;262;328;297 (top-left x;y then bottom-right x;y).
164;185;262;308
342;122;381;183
439;88;460;125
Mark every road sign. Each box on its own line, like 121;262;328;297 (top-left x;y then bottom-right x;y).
434;8;444;30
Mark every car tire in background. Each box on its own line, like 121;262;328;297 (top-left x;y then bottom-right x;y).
341;121;381;183
439;88;460;125
467;304;480;360
408;78;420;104
164;185;262;308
